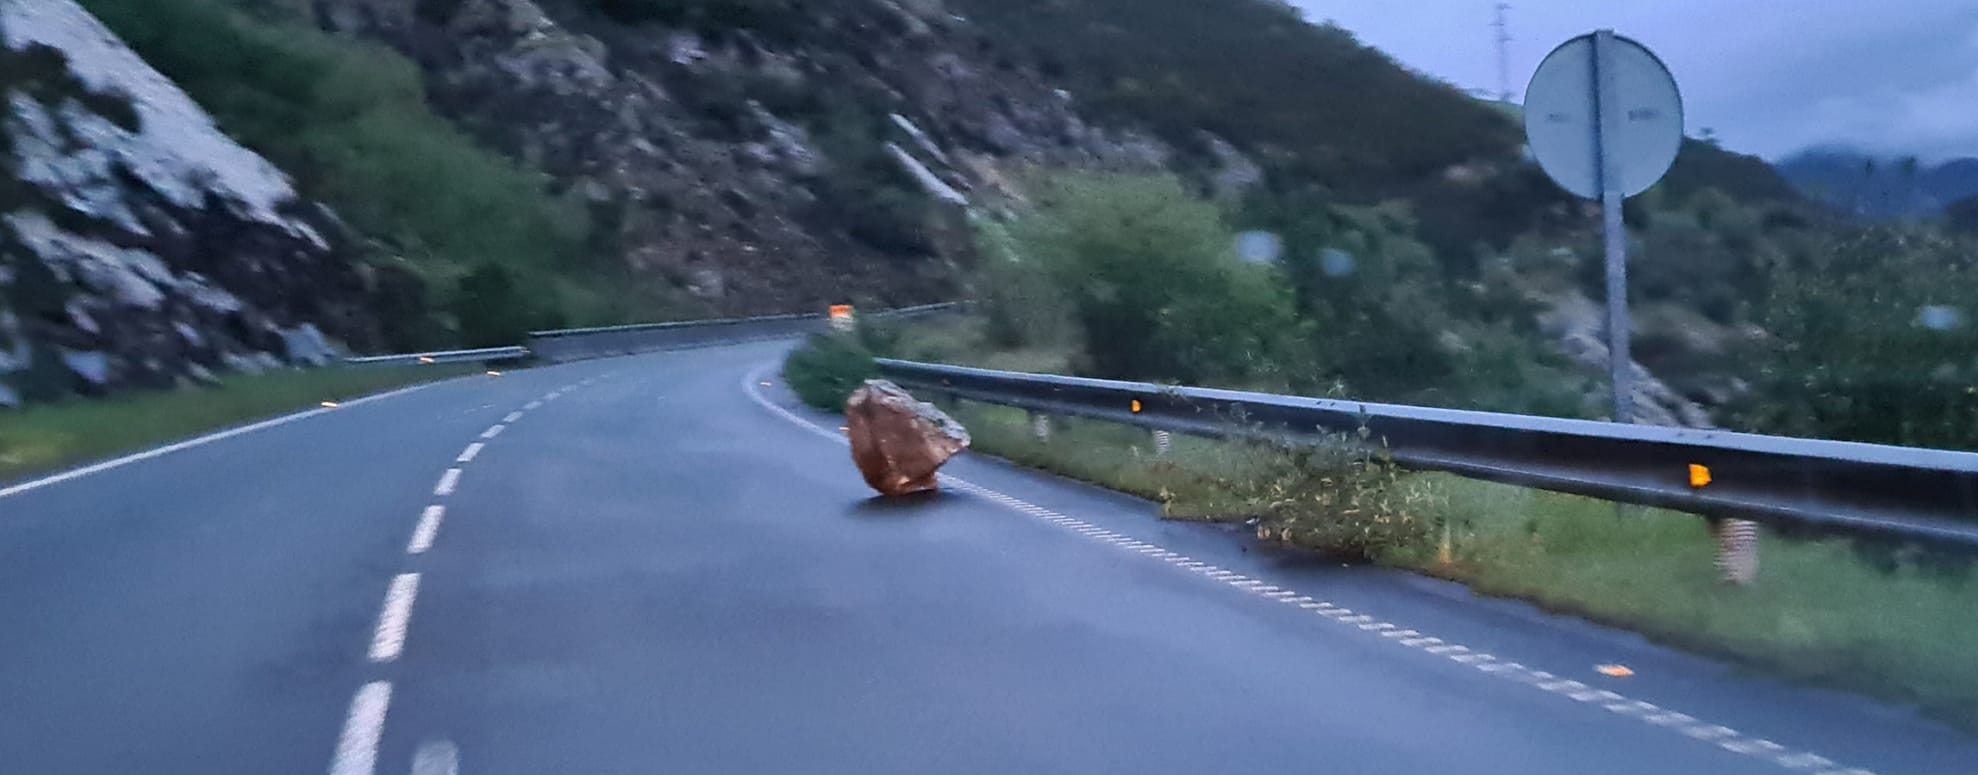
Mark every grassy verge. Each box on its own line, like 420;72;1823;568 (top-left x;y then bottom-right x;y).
942;400;1978;733
0;364;478;482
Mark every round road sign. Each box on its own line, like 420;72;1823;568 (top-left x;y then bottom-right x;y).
1524;32;1683;199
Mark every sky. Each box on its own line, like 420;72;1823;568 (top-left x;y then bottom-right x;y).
1290;0;1978;163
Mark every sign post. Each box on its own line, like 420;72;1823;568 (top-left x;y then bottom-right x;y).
1592;31;1635;423
1524;29;1682;423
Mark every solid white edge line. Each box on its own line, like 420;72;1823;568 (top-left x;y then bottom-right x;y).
456;443;484;463
434;469;462;496
408;506;445;555
368;573;422;663
329;681;392;775
0;380;444;501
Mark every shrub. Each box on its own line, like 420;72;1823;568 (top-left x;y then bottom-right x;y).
1001;174;1305;385
1730;226;1978;449
1197;440;1435;561
450;264;565;348
973;217;1076;351
782;333;877;411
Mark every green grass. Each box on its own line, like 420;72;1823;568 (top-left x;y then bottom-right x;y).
0;364;477;482
941;399;1978;733
1428;476;1978;730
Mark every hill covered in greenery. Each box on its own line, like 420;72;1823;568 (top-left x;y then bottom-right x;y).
945;0;1978;448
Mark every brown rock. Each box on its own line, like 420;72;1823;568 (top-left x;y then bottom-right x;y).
846;380;971;496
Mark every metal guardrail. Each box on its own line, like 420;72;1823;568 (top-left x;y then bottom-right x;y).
876;359;1978;550
526;302;961;362
348;303;963;366
344;346;530;368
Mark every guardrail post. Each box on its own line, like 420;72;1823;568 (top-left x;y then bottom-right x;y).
1152;429;1173;457
1029;411;1052;443
1713;518;1759;585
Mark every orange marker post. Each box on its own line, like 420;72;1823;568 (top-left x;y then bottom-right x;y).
828;305;856;333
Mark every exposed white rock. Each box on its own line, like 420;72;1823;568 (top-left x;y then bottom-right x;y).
0;0;381;402
5;210;169;309
0;0;324;246
59;347;110;386
886;143;968;207
279;323;338;366
890;114;953;167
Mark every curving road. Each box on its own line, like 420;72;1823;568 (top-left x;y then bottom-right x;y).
2;340;1975;774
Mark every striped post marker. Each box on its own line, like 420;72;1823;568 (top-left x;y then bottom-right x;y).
1714;518;1759;585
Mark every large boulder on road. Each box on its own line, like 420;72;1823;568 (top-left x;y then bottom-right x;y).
846;380;970;496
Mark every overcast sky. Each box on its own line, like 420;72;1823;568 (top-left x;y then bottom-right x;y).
1290;0;1978;162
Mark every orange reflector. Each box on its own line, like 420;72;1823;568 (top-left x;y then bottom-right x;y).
1688;464;1712;489
829;304;855;319
1130;399;1143;414
1597;664;1635;678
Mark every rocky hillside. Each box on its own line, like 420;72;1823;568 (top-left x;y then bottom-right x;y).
0;0;387;403
309;0;1197;313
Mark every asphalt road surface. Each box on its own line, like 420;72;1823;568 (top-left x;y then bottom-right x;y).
3;340;1976;775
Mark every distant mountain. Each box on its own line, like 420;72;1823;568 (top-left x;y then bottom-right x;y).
1775;147;1978;219
1923;158;1978;205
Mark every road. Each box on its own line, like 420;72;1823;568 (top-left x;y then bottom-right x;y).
2;340;1975;774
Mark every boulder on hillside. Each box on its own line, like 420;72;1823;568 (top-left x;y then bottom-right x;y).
846;380;970;497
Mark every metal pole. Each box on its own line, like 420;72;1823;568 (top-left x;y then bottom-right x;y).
1592;30;1634;425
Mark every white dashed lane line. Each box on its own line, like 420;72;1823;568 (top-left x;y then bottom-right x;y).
740;363;1879;775
327;376;625;775
367;573;421;663
408;506;444;555
411;740;460;775
329;682;392;775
